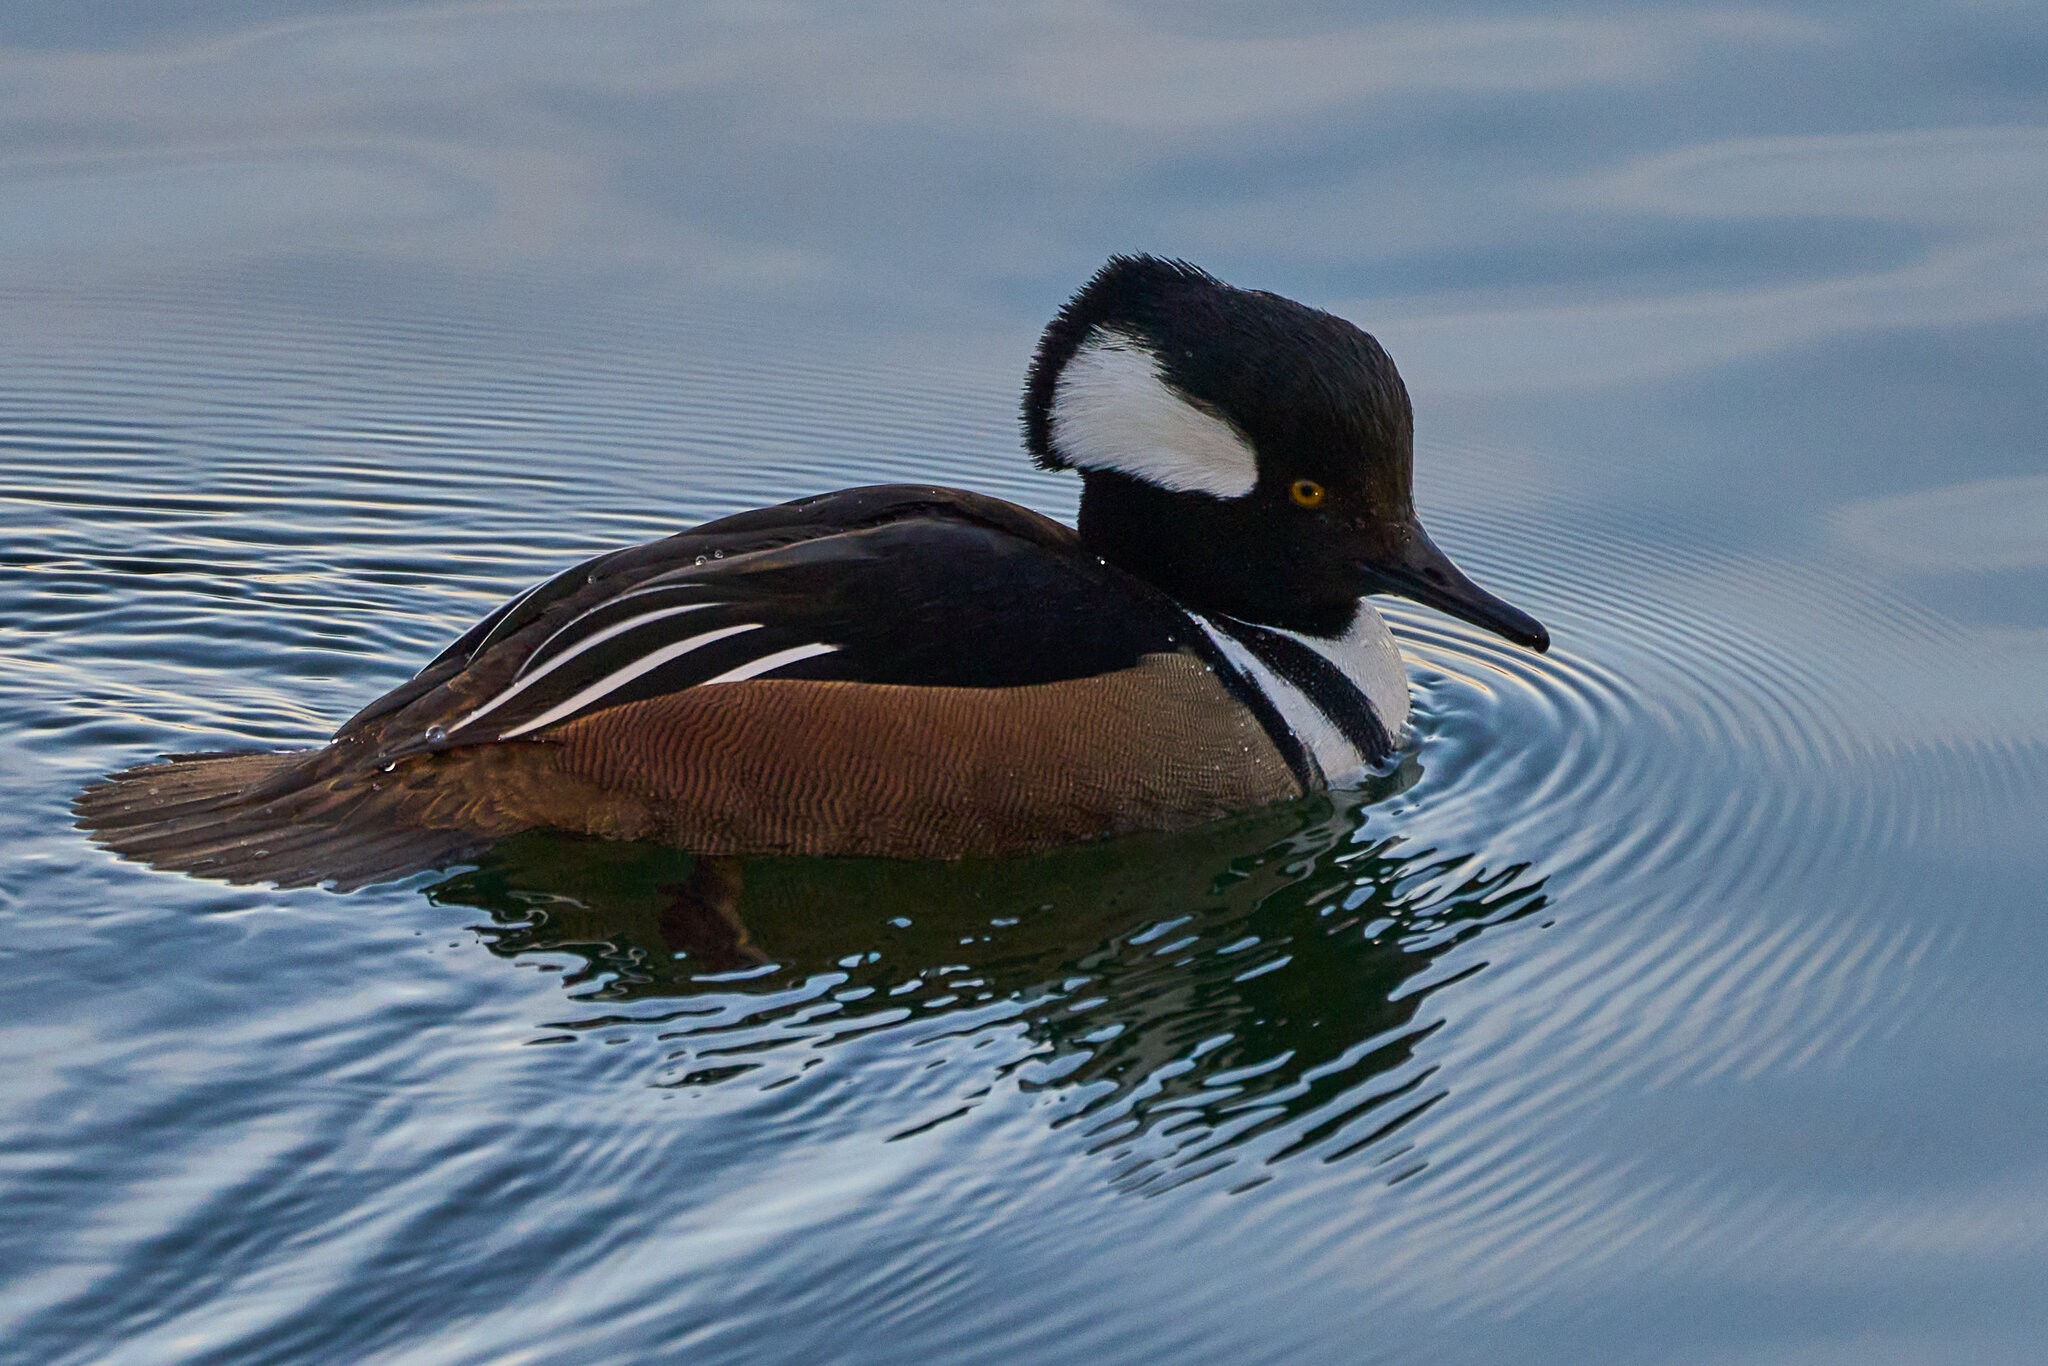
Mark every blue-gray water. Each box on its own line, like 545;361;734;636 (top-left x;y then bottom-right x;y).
4;5;2047;1363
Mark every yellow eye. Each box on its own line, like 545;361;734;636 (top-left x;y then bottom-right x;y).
1289;478;1326;508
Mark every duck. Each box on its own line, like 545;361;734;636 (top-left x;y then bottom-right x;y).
75;255;1548;889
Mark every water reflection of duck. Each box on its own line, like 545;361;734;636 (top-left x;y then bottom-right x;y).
78;256;1547;889
430;790;1547;1189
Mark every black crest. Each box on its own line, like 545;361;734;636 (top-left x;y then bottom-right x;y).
1020;254;1413;489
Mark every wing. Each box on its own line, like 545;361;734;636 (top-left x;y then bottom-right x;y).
341;486;1199;757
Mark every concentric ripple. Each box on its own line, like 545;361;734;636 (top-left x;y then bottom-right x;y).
1392;496;1963;1077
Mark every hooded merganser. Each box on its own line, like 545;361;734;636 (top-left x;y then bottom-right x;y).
76;256;1548;888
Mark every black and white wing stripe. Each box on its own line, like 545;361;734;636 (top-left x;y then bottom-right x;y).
401;509;1193;750
340;484;1042;739
336;549;633;737
459;590;838;740
431;577;836;743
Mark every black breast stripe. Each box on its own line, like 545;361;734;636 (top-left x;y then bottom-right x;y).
1174;618;1322;794
1214;619;1393;767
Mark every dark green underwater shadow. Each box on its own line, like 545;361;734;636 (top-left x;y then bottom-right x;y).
425;756;1549;1192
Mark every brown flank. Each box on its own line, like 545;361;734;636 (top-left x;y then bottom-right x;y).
74;654;1300;889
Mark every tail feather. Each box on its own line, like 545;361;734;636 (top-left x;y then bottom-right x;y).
74;750;303;829
85;774;343;852
74;749;492;891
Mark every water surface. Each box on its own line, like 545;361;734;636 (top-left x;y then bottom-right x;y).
2;4;2046;1363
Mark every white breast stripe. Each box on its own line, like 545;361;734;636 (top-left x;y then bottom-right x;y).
450;601;719;734
1050;329;1259;498
499;622;764;738
1189;613;1368;786
696;642;840;686
1269;602;1411;742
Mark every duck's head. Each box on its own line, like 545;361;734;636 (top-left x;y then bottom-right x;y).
1024;255;1547;652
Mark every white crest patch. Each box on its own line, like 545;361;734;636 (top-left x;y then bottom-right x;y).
1049;328;1259;498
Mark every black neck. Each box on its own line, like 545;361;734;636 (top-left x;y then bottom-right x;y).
1075;473;1359;638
